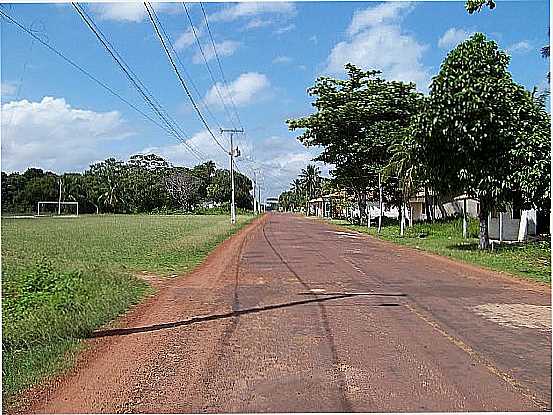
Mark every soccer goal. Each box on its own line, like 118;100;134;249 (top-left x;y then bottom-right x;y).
37;201;79;216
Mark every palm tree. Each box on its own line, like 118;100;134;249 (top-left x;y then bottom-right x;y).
383;136;419;236
299;164;322;201
299;164;322;215
542;28;550;82
290;178;303;195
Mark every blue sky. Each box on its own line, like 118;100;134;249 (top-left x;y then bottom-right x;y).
1;1;549;198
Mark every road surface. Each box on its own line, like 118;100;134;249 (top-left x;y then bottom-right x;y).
20;213;551;413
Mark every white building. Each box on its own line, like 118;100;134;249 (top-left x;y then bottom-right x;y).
408;191;538;242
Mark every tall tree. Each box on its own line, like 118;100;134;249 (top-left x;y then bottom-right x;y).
299;164;322;208
207;169;253;210
125;154;171;212
87;158;127;213
287;64;422;224
165;168;202;211
465;0;495;13
413;33;551;249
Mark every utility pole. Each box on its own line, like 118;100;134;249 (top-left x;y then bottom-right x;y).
378;172;383;233
221;128;243;224
253;170;258;215
58;177;62;215
257;186;261;213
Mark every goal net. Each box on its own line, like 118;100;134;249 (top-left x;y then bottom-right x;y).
37;201;79;216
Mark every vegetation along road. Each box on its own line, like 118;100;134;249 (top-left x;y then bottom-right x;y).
2;214;253;405
13;213;551;413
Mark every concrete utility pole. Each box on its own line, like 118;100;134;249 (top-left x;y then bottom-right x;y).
257;186;261;213
253;170;258;215
221;128;243;224
58;177;63;215
462;198;468;238
378;173;383;234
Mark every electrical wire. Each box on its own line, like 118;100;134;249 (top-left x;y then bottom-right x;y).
150;5;224;133
199;2;243;129
71;3;207;162
75;3;204;159
183;2;237;130
145;2;228;154
0;7;196;155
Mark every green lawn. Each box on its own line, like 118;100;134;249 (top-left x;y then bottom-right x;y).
330;217;551;284
2;214;253;401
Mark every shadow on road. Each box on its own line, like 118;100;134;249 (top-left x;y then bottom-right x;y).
90;294;401;339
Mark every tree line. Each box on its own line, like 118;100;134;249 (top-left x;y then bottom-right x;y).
285;33;550;249
278;164;330;212
1;154;253;214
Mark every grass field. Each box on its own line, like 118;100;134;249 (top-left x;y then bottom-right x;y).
330;217;551;283
1;214;253;401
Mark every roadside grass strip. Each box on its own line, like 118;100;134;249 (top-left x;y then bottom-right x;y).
330;217;550;284
1;214;253;401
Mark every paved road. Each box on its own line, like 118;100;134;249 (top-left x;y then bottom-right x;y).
24;213;551;413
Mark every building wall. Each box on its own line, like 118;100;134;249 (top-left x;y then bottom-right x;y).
489;210;537;241
489;216;521;241
410;198;480;221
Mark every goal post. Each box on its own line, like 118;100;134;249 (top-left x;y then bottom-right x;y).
37;201;79;216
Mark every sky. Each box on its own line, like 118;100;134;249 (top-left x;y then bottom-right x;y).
0;0;550;199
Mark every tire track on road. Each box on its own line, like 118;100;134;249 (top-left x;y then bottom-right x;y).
324;223;551;411
197;219;252;407
261;219;353;412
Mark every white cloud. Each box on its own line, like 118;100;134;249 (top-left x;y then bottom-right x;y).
204;72;270;108
192;40;240;64
1;82;17;97
209;2;297;22
325;3;431;91
244;135;330;197
1;97;132;173
438;27;473;49
90;3;180;22
347;2;412;36
90;3;145;22
274;23;295;35
273;56;293;64
244;18;273;30
174;26;204;51
506;40;532;55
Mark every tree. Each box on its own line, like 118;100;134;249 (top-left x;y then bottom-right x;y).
278;190;296;212
62;173;98;214
465;0;495;14
289;178;305;211
207;169;253;210
287;64;422;224
125;154;171;212
299;164;322;210
413;33;551;249
383;132;420;234
165;169;202;211
87;158;127;213
506;98;551;214
190;161;216;203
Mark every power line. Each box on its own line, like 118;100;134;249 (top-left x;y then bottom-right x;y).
183;2;237;130
145;2;228;154
199;2;243;130
0;7;198;157
71;3;207;162
75;3;204;160
150;6;224;133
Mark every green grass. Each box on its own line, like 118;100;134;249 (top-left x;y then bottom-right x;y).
330;217;551;283
1;214;253;401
